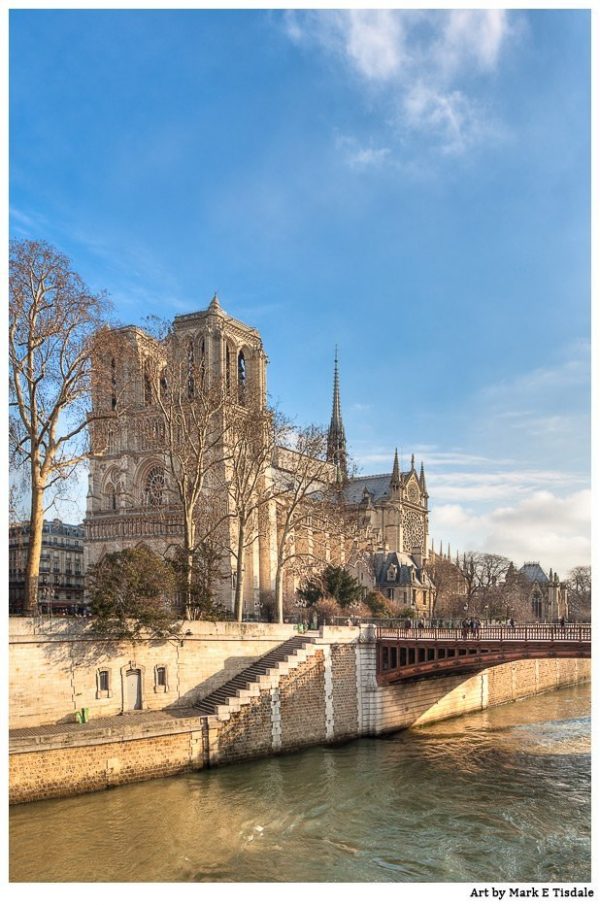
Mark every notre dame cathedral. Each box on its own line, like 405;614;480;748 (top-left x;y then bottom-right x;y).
85;295;434;617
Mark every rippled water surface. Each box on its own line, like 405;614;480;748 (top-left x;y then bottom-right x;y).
10;684;590;883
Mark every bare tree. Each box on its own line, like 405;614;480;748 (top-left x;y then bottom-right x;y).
454;551;511;616
225;396;283;622
9;240;111;614
271;425;343;623
427;556;465;619
566;566;591;622
143;331;232;614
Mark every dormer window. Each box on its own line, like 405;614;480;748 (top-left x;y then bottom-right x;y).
387;564;397;582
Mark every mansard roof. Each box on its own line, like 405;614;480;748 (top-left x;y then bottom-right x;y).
344;472;412;504
520;562;549;585
372;551;433;588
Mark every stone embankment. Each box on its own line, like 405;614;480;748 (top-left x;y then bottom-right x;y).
9;619;590;804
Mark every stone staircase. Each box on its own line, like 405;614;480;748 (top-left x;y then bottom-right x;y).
194;635;317;720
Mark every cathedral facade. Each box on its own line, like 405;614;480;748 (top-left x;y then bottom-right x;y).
85;296;433;617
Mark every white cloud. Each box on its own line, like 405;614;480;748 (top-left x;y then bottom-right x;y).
430;489;590;575
341;10;408;82
435;10;510;75
336;134;391;170
285;10;517;157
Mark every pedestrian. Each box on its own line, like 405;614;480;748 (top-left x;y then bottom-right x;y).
461;618;468;640
509;617;515;630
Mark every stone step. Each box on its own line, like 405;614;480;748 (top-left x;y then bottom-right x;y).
194;636;315;716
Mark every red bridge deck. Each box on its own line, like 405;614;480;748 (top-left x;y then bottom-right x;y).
376;623;591;684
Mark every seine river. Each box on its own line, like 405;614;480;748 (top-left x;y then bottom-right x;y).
10;684;590;883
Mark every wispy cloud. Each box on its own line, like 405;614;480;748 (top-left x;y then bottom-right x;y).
336;135;391;170
284;10;519;157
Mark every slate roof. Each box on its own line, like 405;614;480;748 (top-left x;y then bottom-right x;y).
343;472;412;504
372;551;434;588
520;562;549;585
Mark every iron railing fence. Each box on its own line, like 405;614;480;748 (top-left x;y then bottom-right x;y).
376;623;591;643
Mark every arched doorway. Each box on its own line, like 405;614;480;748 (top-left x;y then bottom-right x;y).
125;668;142;710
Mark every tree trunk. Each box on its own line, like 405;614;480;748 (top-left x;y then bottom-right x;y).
234;519;246;622
184;514;195;617
24;474;44;616
275;565;284;625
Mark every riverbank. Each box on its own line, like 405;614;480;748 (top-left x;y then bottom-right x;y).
9;650;590;804
10;684;591;883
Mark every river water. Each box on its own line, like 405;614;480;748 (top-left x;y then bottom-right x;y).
10;683;590;884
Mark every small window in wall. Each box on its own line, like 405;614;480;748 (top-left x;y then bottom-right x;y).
154;665;168;692
387;588;394;600
96;668;112;699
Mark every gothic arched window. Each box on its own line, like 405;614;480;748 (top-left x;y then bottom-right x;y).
145;466;165;507
111;358;117;411
105;482;115;511
200;338;206;390
144;366;152;406
187;341;195;400
160;368;168;399
238;350;246;404
225;343;232;393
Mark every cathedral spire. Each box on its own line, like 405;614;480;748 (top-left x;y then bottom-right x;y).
327;347;347;480
419;460;428;496
390;448;400;491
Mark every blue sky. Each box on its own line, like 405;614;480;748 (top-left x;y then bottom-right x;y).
9;9;590;574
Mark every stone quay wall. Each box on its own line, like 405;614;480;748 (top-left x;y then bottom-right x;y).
9;617;298;728
9;621;590;804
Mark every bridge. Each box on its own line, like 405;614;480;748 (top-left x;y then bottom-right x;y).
376;623;591;684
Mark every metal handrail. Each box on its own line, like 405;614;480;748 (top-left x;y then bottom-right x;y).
376;623;591;643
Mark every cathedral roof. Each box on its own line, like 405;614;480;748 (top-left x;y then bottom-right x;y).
343;472;412;504
520;562;549;584
372;551;433;587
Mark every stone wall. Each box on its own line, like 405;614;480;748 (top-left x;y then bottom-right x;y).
9;622;591;805
9;618;298;728
370;655;590;735
280;650;326;748
10;715;206;803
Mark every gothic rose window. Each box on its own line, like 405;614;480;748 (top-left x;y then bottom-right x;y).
145;466;165;506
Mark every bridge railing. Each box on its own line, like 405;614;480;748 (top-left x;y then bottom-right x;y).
376;623;591;643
